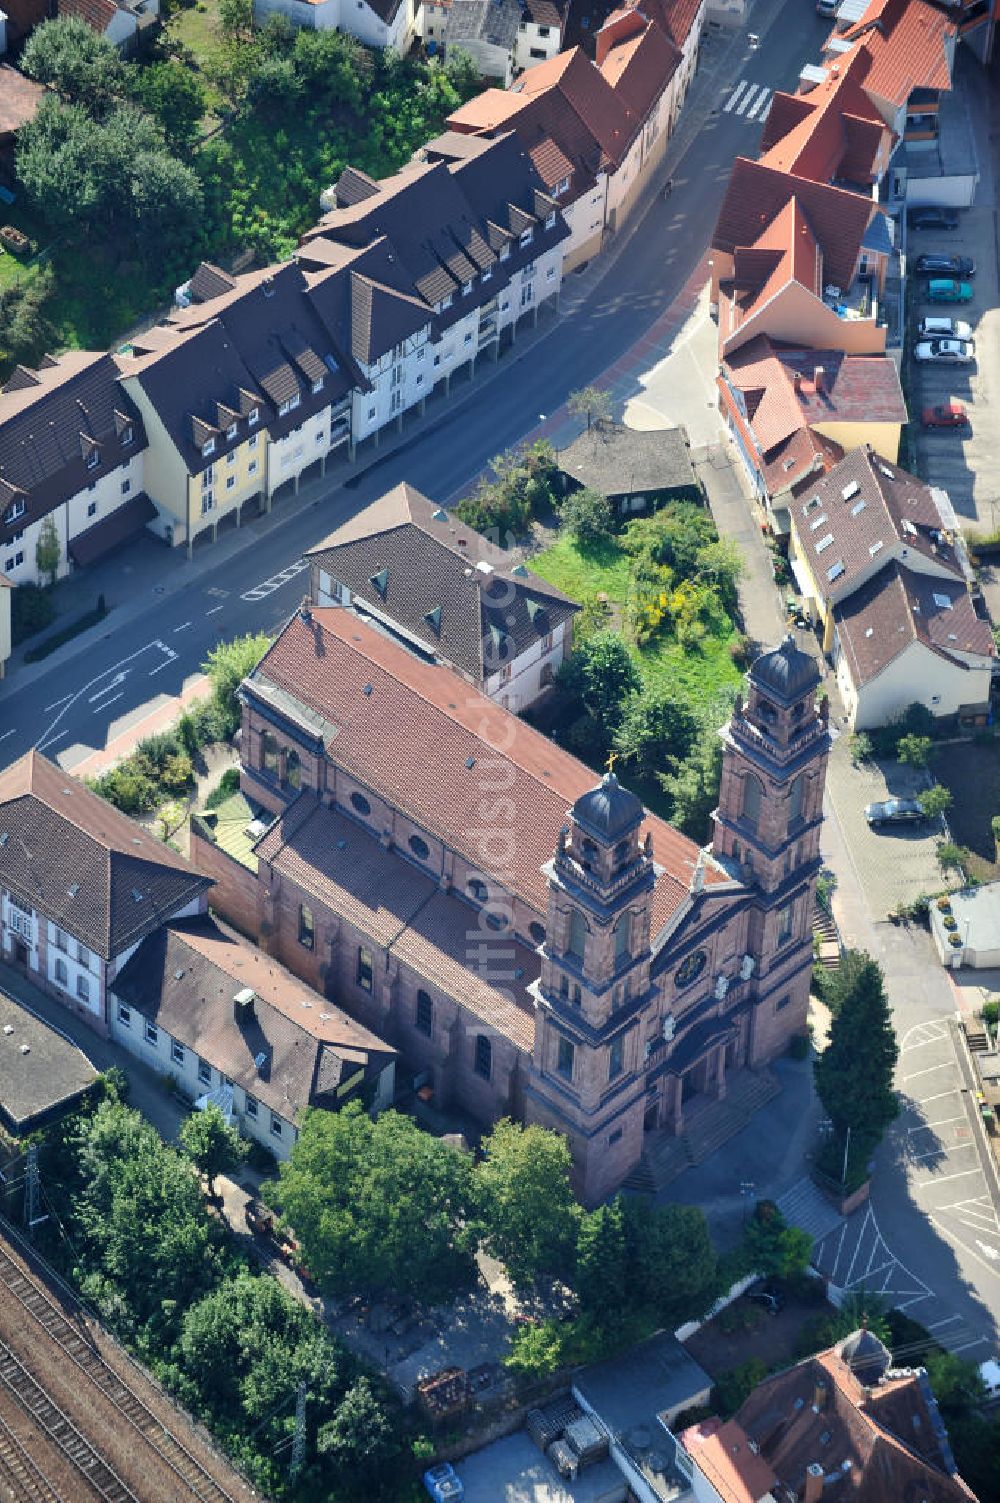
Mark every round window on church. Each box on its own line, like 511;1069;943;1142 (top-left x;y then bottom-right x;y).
409;834;430;860
529;921;546;946
675;949;707;990
350;791;371;817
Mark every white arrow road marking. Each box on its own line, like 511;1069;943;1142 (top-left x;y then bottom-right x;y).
89;673;127;704
975;1240;999;1261
35;640;178;752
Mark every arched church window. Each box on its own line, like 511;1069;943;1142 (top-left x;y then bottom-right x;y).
261;732;279;777
566;909;588;965
284;749;301;790
742;773;763;829
788;774;805;826
614;913;631;966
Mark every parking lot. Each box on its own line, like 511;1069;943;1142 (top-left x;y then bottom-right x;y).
910;204;1000;533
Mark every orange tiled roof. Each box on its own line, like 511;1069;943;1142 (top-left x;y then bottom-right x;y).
249;609;721;932
759;46;892;185
679;1417;778;1503
598;16;680;118
841;0;955;107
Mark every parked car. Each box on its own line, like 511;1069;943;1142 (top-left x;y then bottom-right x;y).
922;402;969;429
907;206;959;231
979;1358;1000;1402
916;253;975;277
749;1286;785;1314
913;338;975;364
815;0;837;14
424;1463;464;1502
864;799;926;827
918;316;972;341
926;279;973;303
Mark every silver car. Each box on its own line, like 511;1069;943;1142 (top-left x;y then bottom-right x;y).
913;338;974;364
918;316;972;342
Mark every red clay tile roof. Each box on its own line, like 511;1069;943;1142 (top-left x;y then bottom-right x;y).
624;0;702;50
758;47;891;185
722;336;806;454
0;65;45;136
841;0;955;108
58;0;120;33
679;1417;778;1503
509;46;637;162
598;18;680;118
776;346;906;426
249;609;716;932
835;561;993;688
712;158;877;292
736;1347;978;1503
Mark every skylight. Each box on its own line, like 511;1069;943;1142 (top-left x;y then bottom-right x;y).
841;481;860;501
827;560;846;583
816;534;835;553
869;541;884;557
803;496;822;514
932;593;953;610
851;500;866;517
809;513;829;531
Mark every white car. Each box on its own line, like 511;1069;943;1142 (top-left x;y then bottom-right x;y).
918;316;972;342
914;338;975;364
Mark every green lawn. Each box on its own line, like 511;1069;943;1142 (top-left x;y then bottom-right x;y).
531;532;742;714
163;0;228;117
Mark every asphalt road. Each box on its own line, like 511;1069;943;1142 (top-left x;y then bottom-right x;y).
0;0;832;772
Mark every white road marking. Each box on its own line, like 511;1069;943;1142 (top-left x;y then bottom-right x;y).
913;1089;960;1107
36;730;69;754
746;88;773;121
975;1239;999;1260
241;559;308;603
43;695;73;714
952;1338;991;1354
902;1062;955;1083
915;1167;983;1187
206;606;225;617
929;1316;962;1330
0;730;14;744
724;80;751;111
93;693;123;710
909;1114;966;1132
910;1143;976;1162
736;85;767;116
34;640;178;753
901;1020;949;1049
89;673;126;704
172;621;192;634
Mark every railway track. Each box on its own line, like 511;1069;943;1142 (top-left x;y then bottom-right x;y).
0;1246;239;1503
0;1409;67;1503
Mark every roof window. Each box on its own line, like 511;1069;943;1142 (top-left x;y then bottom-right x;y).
121;425;133;446
519;229;534;248
202;438;215;457
500;244;512;261
841;480;860;501
808;513;828;532
226;423;238;440
803;495;821;514
248;407;259;427
370;568;389;596
827;559;846;583
86;449;100;470
869;540;884;557
815;534;835;553
3;500;25;525
932;593;953;610
850;499;866;516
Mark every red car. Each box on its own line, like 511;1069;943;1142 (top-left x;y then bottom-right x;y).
922;402;969;429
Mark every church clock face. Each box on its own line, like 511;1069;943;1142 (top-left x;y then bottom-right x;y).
675;949;707;990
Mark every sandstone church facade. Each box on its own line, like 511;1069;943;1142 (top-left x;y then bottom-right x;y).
193;603;829;1203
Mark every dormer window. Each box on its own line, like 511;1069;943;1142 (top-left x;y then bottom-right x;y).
519;229;533;248
121;425;133;446
545;211;556;228
248;408;259;427
3;500;25;526
226;423;238;440
482;267;493;282
500;244;512;262
311;377;323;394
556;176;570;196
86;449;100;470
202;438;215;457
462;280;473;296
441;292;454;310
278;393;301;417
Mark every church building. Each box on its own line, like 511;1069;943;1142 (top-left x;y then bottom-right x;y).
192;602;829;1204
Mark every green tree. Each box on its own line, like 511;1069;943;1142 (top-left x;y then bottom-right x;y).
821;948;873;1019
694;536;743;615
936;840;969;881
557;631;641;754
179;1104;247;1198
133;62;206;151
318;1377;399;1471
613;688;698;784
814;952;898;1173
219;0;254;38
476;1119;580;1289
20;17;127;116
567;386;613;432
919;784;952;822
897;732;933;769
35;515;60;587
575;1200;627;1316
742;1201;811;1279
272;1103;478;1301
622;1198;720;1326
660;718;726;841
561;486;615;547
202;631;272;736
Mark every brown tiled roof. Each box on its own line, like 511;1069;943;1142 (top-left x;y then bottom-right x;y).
112;917;395;1124
776;347;906;426
841;0;955;108
736;1347;978;1503
758;46;891;186
58;0;120;34
187;262;236;303
722;336;805;454
679;1417;778;1503
248;609;718;932
712;158;876;292
305;481;578;685
790;445;960;599
521;0;566;25
0;752;211;960
598;18;680;119
0;352;145;551
624;0;701;50
0;65;45;136
508;46;636;163
255;797;539;1051
834;562;992;687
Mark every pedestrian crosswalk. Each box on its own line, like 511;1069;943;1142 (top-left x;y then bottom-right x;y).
721;79;773;120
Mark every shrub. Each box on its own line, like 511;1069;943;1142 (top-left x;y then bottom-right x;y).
729;633;753;669
159;752;195;794
205;767;242;810
89;763;158;814
11;583;56;646
848;731;873;765
982;1000;999;1028
560;486;615;546
714;1359;768;1418
897;732;933;769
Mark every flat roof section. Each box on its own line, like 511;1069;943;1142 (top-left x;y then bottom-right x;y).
0;990;98;1135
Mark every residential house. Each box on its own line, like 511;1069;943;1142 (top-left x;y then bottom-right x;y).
516;0;567;71
711;161;894;359
0;352;150;587
825;0;956;143
110;916;396;1158
306;481;579;711
252;0;414;52
556;419;697;515
191;604;830;1204
58;0;160;52
717;335;904;521
443;0;520;84
786;447;991;729
758;43;895;192
446;33;678;269
0;751;211;1034
681;1327;980;1503
0;576;10;679
617;0;705;117
304;133;568;447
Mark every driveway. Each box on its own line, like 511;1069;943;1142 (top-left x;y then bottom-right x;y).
823;737;943;920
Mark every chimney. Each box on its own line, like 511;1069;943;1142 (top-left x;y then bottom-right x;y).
234;987;255;1023
793;371;803;393
804;1462;824;1503
813;365;825;394
299;596;312;623
813;1381;827;1412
